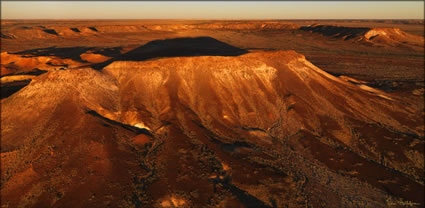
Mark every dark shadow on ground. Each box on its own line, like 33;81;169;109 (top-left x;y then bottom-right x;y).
88;27;98;32
43;29;59;36
11;37;248;70
13;46;123;63
1;69;48;78
1;80;31;99
117;36;248;60
210;176;273;208
70;28;80;33
93;36;249;69
300;25;370;40
1;33;14;39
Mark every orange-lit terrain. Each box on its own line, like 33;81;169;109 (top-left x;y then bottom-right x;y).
1;20;424;207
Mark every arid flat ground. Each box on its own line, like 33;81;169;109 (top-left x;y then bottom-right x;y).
2;20;423;93
1;20;424;208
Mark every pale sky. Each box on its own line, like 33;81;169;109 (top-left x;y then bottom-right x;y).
1;1;424;20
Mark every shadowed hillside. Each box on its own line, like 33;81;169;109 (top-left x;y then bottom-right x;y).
300;24;424;48
1;43;423;207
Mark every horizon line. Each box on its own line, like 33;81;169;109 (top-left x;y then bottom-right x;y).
2;18;424;21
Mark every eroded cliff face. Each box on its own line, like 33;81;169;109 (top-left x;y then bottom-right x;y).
1;50;423;207
300;24;424;49
104;50;422;138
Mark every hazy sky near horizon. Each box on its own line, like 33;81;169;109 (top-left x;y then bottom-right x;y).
1;1;424;20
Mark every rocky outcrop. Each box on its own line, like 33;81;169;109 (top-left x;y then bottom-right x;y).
300;24;424;48
0;52;84;75
1;49;423;207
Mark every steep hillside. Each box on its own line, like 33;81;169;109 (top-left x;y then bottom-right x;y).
1;48;423;207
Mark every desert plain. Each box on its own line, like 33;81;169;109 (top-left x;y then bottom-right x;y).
0;19;424;207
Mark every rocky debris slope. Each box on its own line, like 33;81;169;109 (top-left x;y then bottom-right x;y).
1;49;423;207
